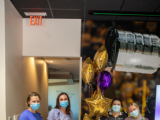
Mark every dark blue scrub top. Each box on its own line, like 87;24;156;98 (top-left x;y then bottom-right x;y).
19;109;43;120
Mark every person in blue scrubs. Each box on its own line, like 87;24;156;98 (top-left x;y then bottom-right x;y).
19;92;43;120
48;92;73;120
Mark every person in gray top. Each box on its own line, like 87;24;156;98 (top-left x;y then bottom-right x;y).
125;103;148;120
47;92;73;120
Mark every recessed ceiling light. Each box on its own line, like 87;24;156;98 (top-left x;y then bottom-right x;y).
24;12;47;16
50;61;53;63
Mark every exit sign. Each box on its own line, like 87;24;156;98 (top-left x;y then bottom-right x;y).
30;16;42;25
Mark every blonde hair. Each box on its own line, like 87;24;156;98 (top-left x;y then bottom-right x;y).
128;103;139;108
128;103;140;113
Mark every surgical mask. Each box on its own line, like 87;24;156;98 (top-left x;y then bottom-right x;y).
130;110;139;117
112;105;121;113
31;103;40;110
60;101;68;108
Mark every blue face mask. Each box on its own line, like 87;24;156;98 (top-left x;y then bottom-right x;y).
130;110;139;117
112;105;121;113
31;103;40;110
60;101;68;108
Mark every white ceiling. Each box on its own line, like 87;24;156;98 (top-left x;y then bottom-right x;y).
44;58;80;81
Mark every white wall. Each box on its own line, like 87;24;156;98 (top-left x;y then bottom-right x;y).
48;83;79;120
0;0;6;119
23;19;81;57
5;1;48;120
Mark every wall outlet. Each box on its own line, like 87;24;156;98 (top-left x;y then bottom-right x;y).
8;116;12;120
14;115;19;120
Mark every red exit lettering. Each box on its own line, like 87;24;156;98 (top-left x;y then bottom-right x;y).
30;16;42;25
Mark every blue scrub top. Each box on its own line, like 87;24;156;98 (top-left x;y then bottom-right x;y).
19;109;43;120
47;108;73;120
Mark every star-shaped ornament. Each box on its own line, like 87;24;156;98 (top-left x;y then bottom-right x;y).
85;87;112;117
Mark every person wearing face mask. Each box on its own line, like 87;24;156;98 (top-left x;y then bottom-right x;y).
47;92;73;120
19;92;43;120
125;103;148;120
103;98;128;120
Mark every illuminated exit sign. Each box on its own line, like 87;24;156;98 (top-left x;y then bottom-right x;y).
30;16;42;25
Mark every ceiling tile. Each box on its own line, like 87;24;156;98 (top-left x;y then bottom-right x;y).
121;0;160;12
155;6;160;12
86;0;123;11
11;0;49;8
52;10;83;19
49;0;84;9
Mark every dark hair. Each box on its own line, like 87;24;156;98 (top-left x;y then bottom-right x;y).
27;92;41;107
55;92;71;115
111;98;122;106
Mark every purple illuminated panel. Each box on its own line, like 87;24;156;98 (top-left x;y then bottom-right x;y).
155;85;160;120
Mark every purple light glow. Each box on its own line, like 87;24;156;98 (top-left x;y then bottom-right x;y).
155;85;160;120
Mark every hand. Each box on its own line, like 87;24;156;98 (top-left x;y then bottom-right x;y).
105;67;116;76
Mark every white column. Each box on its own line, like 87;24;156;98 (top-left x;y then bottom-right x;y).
0;0;6;119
